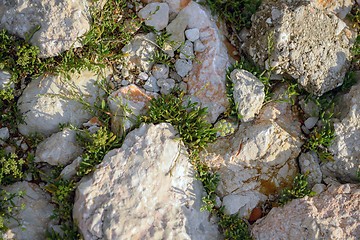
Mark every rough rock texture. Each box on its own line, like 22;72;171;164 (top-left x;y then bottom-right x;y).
182;2;231;123
299;151;322;188
202;119;302;218
108;84;157;136
245;1;354;95
122;33;157;72
141;0;191;14
138;2;169;31
2;181;55;240
324;81;360;182
0;71;12;89
310;0;355;19
252;184;360;240
73;123;220;240
0;0;90;57
35;129;83;166
230;69;265;122
18;71;101;136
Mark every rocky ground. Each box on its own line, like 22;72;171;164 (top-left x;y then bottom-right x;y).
0;0;359;239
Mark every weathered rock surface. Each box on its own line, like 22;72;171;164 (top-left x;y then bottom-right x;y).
108;84;157;136
122;33;157;72
182;1;231;123
138;2;169;31
18;71;101;136
141;0;191;14
310;0;355;19
0;71;12;89
324;81;360;182
202;119;302;218
35;129;83;166
245;1;354;95
299;151;322;188
73;123;220;239
230;69;265;122
2;181;55;240
252;184;360;240
0;0;90;57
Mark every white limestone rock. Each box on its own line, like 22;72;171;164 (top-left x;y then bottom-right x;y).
299;151;322;188
73;123;221;240
151;64;169;79
179;40;194;59
185;28;200;42
0;127;9;141
108;84;157;136
0;0;90;57
35;129;83;166
323;81;360;182
175;59;192;77
252;184;360;240
166;7;188;49
0;71;12;89
138;2;169;31
18;71;102;137
2;181;56;240
230;69;265;122
157;78;176;95
143;75;160;92
245;2;354;96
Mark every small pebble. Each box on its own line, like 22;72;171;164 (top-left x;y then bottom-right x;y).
194;39;206;52
0;127;9;141
185;28;200;42
304;117;319;130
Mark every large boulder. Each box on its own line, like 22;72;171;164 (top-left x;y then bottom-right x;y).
73;123;221;239
323;81;360;183
18;71;102;137
252;184;360;240
245;1;354;96
0;0;90;57
2;181;55;240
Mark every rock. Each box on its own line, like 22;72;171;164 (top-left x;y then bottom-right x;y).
185;28;200;42
35;129;83;166
230;69;265;122
310;0;354;19
193;39;206;52
201;119;302;218
299;97;320;117
251;184;360;240
60;156;83;180
179;40;194;60
166;10;188;50
73;123;221;239
2;181;55;240
143;75;160;92
138;3;169;31
18;71;102;137
0;127;9;141
245;2;354;95
299;151;322;188
177;81;187;93
122;33;157;72
0;71;12;89
108;84;157;136
323;81;360;182
312;183;326;195
137;72;149;81
0;0;90;57
157;78;176;95
304;116;319;130
175;59;192;77
151;64;169;79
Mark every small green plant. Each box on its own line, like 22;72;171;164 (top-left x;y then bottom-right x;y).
149;50;172;66
0;151;25;185
155;31;172;49
278;174;316;205
76;127;122;177
0;189;25;234
218;211;252;240
203;0;261;31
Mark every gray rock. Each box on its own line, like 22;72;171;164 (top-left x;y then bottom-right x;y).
175;59;192;77
18;71;102;136
299;151;322;188
245;2;354;96
312;183;326;195
0;71;12;89
2;182;55;240
252;184;360;240
151;64;169;79
157;78;176;95
185;28;200;42
0;127;9;141
60;156;83;180
0;0;90;57
193;39;206;52
73;123;221;239
166;7;188;49
179;40;194;59
137;72;149;81
138;3;169;31
178;81;188;93
323;81;360;182
35;129;83;166
230;69;265;122
304;117;319;130
143;75;160;92
299;97;320;117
